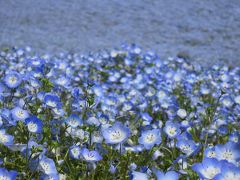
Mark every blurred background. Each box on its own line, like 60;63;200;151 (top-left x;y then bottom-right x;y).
0;0;240;66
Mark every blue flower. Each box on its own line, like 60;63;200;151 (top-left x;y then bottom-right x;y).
69;145;81;159
11;107;29;122
192;158;222;179
25;116;43;133
214;141;240;165
65;114;82;128
213;161;240;180
163;121;181;139
102;122;131;144
28;58;45;68
176;138;200;157
130;171;148;180
229;132;240;143
3;71;22;88
138;129;161;150
0;168;18;180
141;112;153;123
81;148;102;162
204;146;217;159
39;156;58;175
154;169;179;180
40;173;59;180
0;129;14;146
44;94;62;108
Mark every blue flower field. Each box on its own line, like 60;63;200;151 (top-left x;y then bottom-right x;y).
0;45;239;179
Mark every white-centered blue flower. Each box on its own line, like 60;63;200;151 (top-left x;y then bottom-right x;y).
25;116;43;133
154;169;179;180
163;121;181;139
131;171;149;180
39;156;58;175
69;145;81;159
65;114;82;128
81;148;102;162
44;94;62;108
192;158;222;179
0;168;18;180
3;71;22;88
214;141;240;165
0;129;14;146
102;122;131;144
138;129;161;150
214;161;240;180
11;107;29;122
176;138;200;157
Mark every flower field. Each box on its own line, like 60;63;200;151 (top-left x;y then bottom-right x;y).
0;45;239;179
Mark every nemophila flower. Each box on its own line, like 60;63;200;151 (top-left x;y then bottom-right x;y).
163;121;181;139
204;146;217;158
221;96;234;108
177;108;187;119
153;169;179;180
176;138;200;156
55;76;70;88
98;113;109;125
39;156;58;175
214;141;240;165
11;107;29;122
29;78;41;89
0;129;14;146
229;132;240;143
0;168;18;180
40;173;59;180
92;85;104;97
3;71;22;88
69;145;81;159
0;83;10;98
213;161;240;180
130;171;148;180
25;116;43;133
141;112;153;123
86;116;100;126
65;114;82;128
102;122;131;144
152;150;164;160
138;129;161;150
192;158;222;179
81;148;102;162
28;58;45;68
91;131;103;143
44;94;62;108
234;95;240;104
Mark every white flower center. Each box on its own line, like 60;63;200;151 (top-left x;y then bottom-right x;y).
223;172;240;179
145;133;156;143
46;101;56;107
207;151;216;158
9;76;17;84
167;127;177;136
40;161;50;174
27;122;37;132
203;166;220;179
222;150;234;161
0;134;7;143
0;175;9;180
16;110;25;118
72;148;80;156
110;130;123;141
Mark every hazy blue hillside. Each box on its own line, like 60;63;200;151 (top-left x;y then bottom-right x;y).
0;0;240;66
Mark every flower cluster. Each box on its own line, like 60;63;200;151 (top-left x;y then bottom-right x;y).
0;45;239;179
